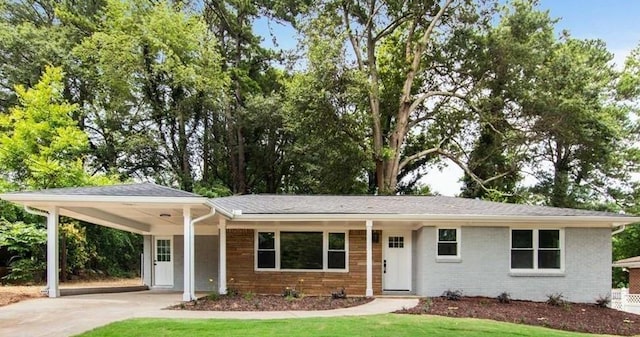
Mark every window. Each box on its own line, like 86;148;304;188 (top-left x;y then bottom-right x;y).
328;233;346;269
257;232;276;268
156;239;171;262
388;236;404;248
281;232;323;269
437;228;459;257
255;231;348;271
511;229;562;270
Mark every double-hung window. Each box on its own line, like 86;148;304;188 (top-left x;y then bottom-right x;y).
511;229;562;271
257;232;276;268
256;231;348;271
437;228;459;258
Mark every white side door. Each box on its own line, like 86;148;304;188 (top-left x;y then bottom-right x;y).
383;231;412;291
153;237;173;287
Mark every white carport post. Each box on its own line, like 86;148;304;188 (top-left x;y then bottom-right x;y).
47;207;60;298
218;218;227;294
365;219;373;297
183;206;195;301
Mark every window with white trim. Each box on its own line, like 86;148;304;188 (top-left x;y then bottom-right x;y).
257;232;276;268
328;233;346;269
437;228;459;257
511;229;562;270
255;231;348;271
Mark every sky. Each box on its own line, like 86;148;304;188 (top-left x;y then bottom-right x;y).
255;0;640;196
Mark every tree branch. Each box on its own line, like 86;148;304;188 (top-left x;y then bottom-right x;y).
343;3;365;71
398;138;448;171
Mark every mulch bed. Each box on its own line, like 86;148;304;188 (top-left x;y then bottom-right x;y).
396;296;640;336
170;294;373;311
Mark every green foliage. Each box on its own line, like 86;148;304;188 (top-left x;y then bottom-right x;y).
0;219;47;283
0;219;47;259
84;225;142;277
0;66;90;190
60;222;90;277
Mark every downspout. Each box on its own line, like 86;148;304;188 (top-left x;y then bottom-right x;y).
190;206;217;226
612;224;626;236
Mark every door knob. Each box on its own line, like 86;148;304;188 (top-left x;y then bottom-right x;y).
383;259;387;273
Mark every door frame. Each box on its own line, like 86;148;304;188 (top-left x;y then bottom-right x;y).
153;236;174;288
382;230;412;292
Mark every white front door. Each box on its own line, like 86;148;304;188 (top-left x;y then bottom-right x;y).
154;237;173;287
383;231;412;291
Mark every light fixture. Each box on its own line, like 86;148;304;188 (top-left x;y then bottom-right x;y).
159;213;171;218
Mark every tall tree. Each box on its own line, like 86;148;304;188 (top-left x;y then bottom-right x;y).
76;0;226;191
0;66;111;189
301;0;514;194
460;0;555;200
525;37;632;208
200;0;309;194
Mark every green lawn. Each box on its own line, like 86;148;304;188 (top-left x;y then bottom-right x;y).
76;314;608;337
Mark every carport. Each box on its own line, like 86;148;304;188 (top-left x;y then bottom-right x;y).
0;183;227;301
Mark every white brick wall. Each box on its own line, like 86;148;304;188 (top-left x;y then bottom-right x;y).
413;226;611;303
173;235;219;292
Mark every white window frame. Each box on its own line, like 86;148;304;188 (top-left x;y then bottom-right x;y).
509;228;564;274
436;227;461;261
255;230;349;272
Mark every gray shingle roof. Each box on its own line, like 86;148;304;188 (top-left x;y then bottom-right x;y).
210;194;628;217
8;183;199;198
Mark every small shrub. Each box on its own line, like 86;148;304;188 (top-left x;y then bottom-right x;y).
226;287;240;297
442;289;462;301
207;292;220;301
282;286;300;299
546;293;565;307
331;287;347;299
595;295;610;308
497;292;511;304
243;291;255;301
421;298;432;313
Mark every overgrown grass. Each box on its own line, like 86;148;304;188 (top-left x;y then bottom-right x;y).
76;314;605;337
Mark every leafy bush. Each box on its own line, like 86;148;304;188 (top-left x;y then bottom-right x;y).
3;258;45;283
442;289;463;301
332;288;347;299
243;291;255;301
283;286;300;299
595;295;610;308
497;292;511;304
0;220;46;283
546;293;565;306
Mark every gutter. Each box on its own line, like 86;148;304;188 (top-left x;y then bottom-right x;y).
612;224;626;236
23;205;48;217
191;204;217;225
206;200;234;219
212;212;640;224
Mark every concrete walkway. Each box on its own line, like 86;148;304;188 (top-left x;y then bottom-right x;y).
0;291;419;337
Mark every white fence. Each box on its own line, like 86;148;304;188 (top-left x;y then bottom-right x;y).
611;288;640;314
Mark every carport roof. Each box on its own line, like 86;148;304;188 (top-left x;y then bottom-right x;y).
5;182;198;198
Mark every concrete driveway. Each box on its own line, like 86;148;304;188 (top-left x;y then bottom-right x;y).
0;291;418;337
